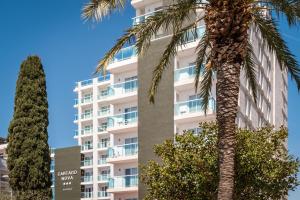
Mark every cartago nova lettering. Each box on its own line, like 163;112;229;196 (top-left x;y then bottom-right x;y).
57;170;78;176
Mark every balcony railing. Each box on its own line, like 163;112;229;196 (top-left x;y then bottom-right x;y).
108;111;138;128
175;65;204;82
81;97;93;104
98;109;110;117
98;73;111;83
98;124;108;133
74;99;79;105
132;10;161;25
111;45;136;63
81;144;93;151
109;175;138;189
98;191;110;197
50;165;55;172
98;141;110;149
79;79;93;87
98;174;109;182
175;98;216;116
74;130;79;136
81;113;93;120
81;129;93;136
81;176;93;182
74;114;78;121
98;158;107;165
184;26;205;44
98;79;138;100
108;143;138;159
81;192;93;198
81;160;93;166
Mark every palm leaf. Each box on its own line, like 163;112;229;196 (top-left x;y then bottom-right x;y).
243;41;258;104
82;0;125;22
253;12;300;90
267;0;300;25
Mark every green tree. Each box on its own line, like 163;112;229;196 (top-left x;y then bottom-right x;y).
81;1;300;199
141;123;299;200
7;56;52;200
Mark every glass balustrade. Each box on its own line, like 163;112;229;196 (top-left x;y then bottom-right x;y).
98;125;108;133
98;174;109;182
81;79;93;87
81;160;93;166
81;144;93;151
108;111;138;128
111;45;137;63
98;79;138;100
81;129;93;135
98;73;111;83
81;97;93;104
81;176;93;182
74;114;78;121
175;65;205;82
74;99;79;105
109;175;138;189
175;98;216;116
81;113;93;120
184;26;205;44
98;191;109;197
81;192;93;198
98;109;110;117
74;130;79;136
108;143;138;158
98;142;109;149
132;10;161;25
98;158;107;165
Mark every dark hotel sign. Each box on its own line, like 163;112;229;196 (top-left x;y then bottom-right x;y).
55;146;81;200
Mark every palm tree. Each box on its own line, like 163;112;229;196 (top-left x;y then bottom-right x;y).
82;0;300;199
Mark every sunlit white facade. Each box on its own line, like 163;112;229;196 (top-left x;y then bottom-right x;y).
74;1;288;200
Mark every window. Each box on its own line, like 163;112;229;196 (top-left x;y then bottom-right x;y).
124;107;138;123
125;168;138;187
125;76;138;92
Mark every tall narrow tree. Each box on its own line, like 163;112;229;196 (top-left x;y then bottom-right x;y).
82;0;300;199
7;56;52;200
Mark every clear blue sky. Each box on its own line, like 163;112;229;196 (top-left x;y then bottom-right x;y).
0;1;299;199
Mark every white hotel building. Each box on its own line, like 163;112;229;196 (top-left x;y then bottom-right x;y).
73;0;288;200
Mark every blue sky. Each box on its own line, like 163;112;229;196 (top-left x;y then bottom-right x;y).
0;1;299;199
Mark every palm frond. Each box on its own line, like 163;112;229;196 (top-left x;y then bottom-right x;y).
199;57;215;114
94;0;200;73
267;0;300;25
243;41;258;104
195;31;209;91
253;12;300;90
148;23;201;103
82;0;125;22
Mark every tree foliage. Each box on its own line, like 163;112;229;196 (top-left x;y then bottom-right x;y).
6;56;52;200
141;123;299;200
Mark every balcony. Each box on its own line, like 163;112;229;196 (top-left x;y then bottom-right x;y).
98;158;108;165
98;109;110;118
81;129;93;136
108;175;138;193
107;46;137;73
98;73;111;84
132;10;161;25
81;113;93;121
76;79;93;90
107;111;138;133
81;160;93;167
98;141;110;149
174;98;216;123
98;124;108;134
81;97;93;105
74;130;79;137
98;191;110;198
98;79;138;103
74;114;79;121
178;26;205;56
81;192;93;199
81;144;93;151
107;143;138;163
81;176;93;183
98;174;109;182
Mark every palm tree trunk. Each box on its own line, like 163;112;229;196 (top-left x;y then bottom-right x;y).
216;61;241;200
204;1;251;199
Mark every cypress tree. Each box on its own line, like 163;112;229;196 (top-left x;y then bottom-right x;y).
7;56;52;200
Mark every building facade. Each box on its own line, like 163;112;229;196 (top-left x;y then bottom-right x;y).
0;140;12;197
73;1;288;200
